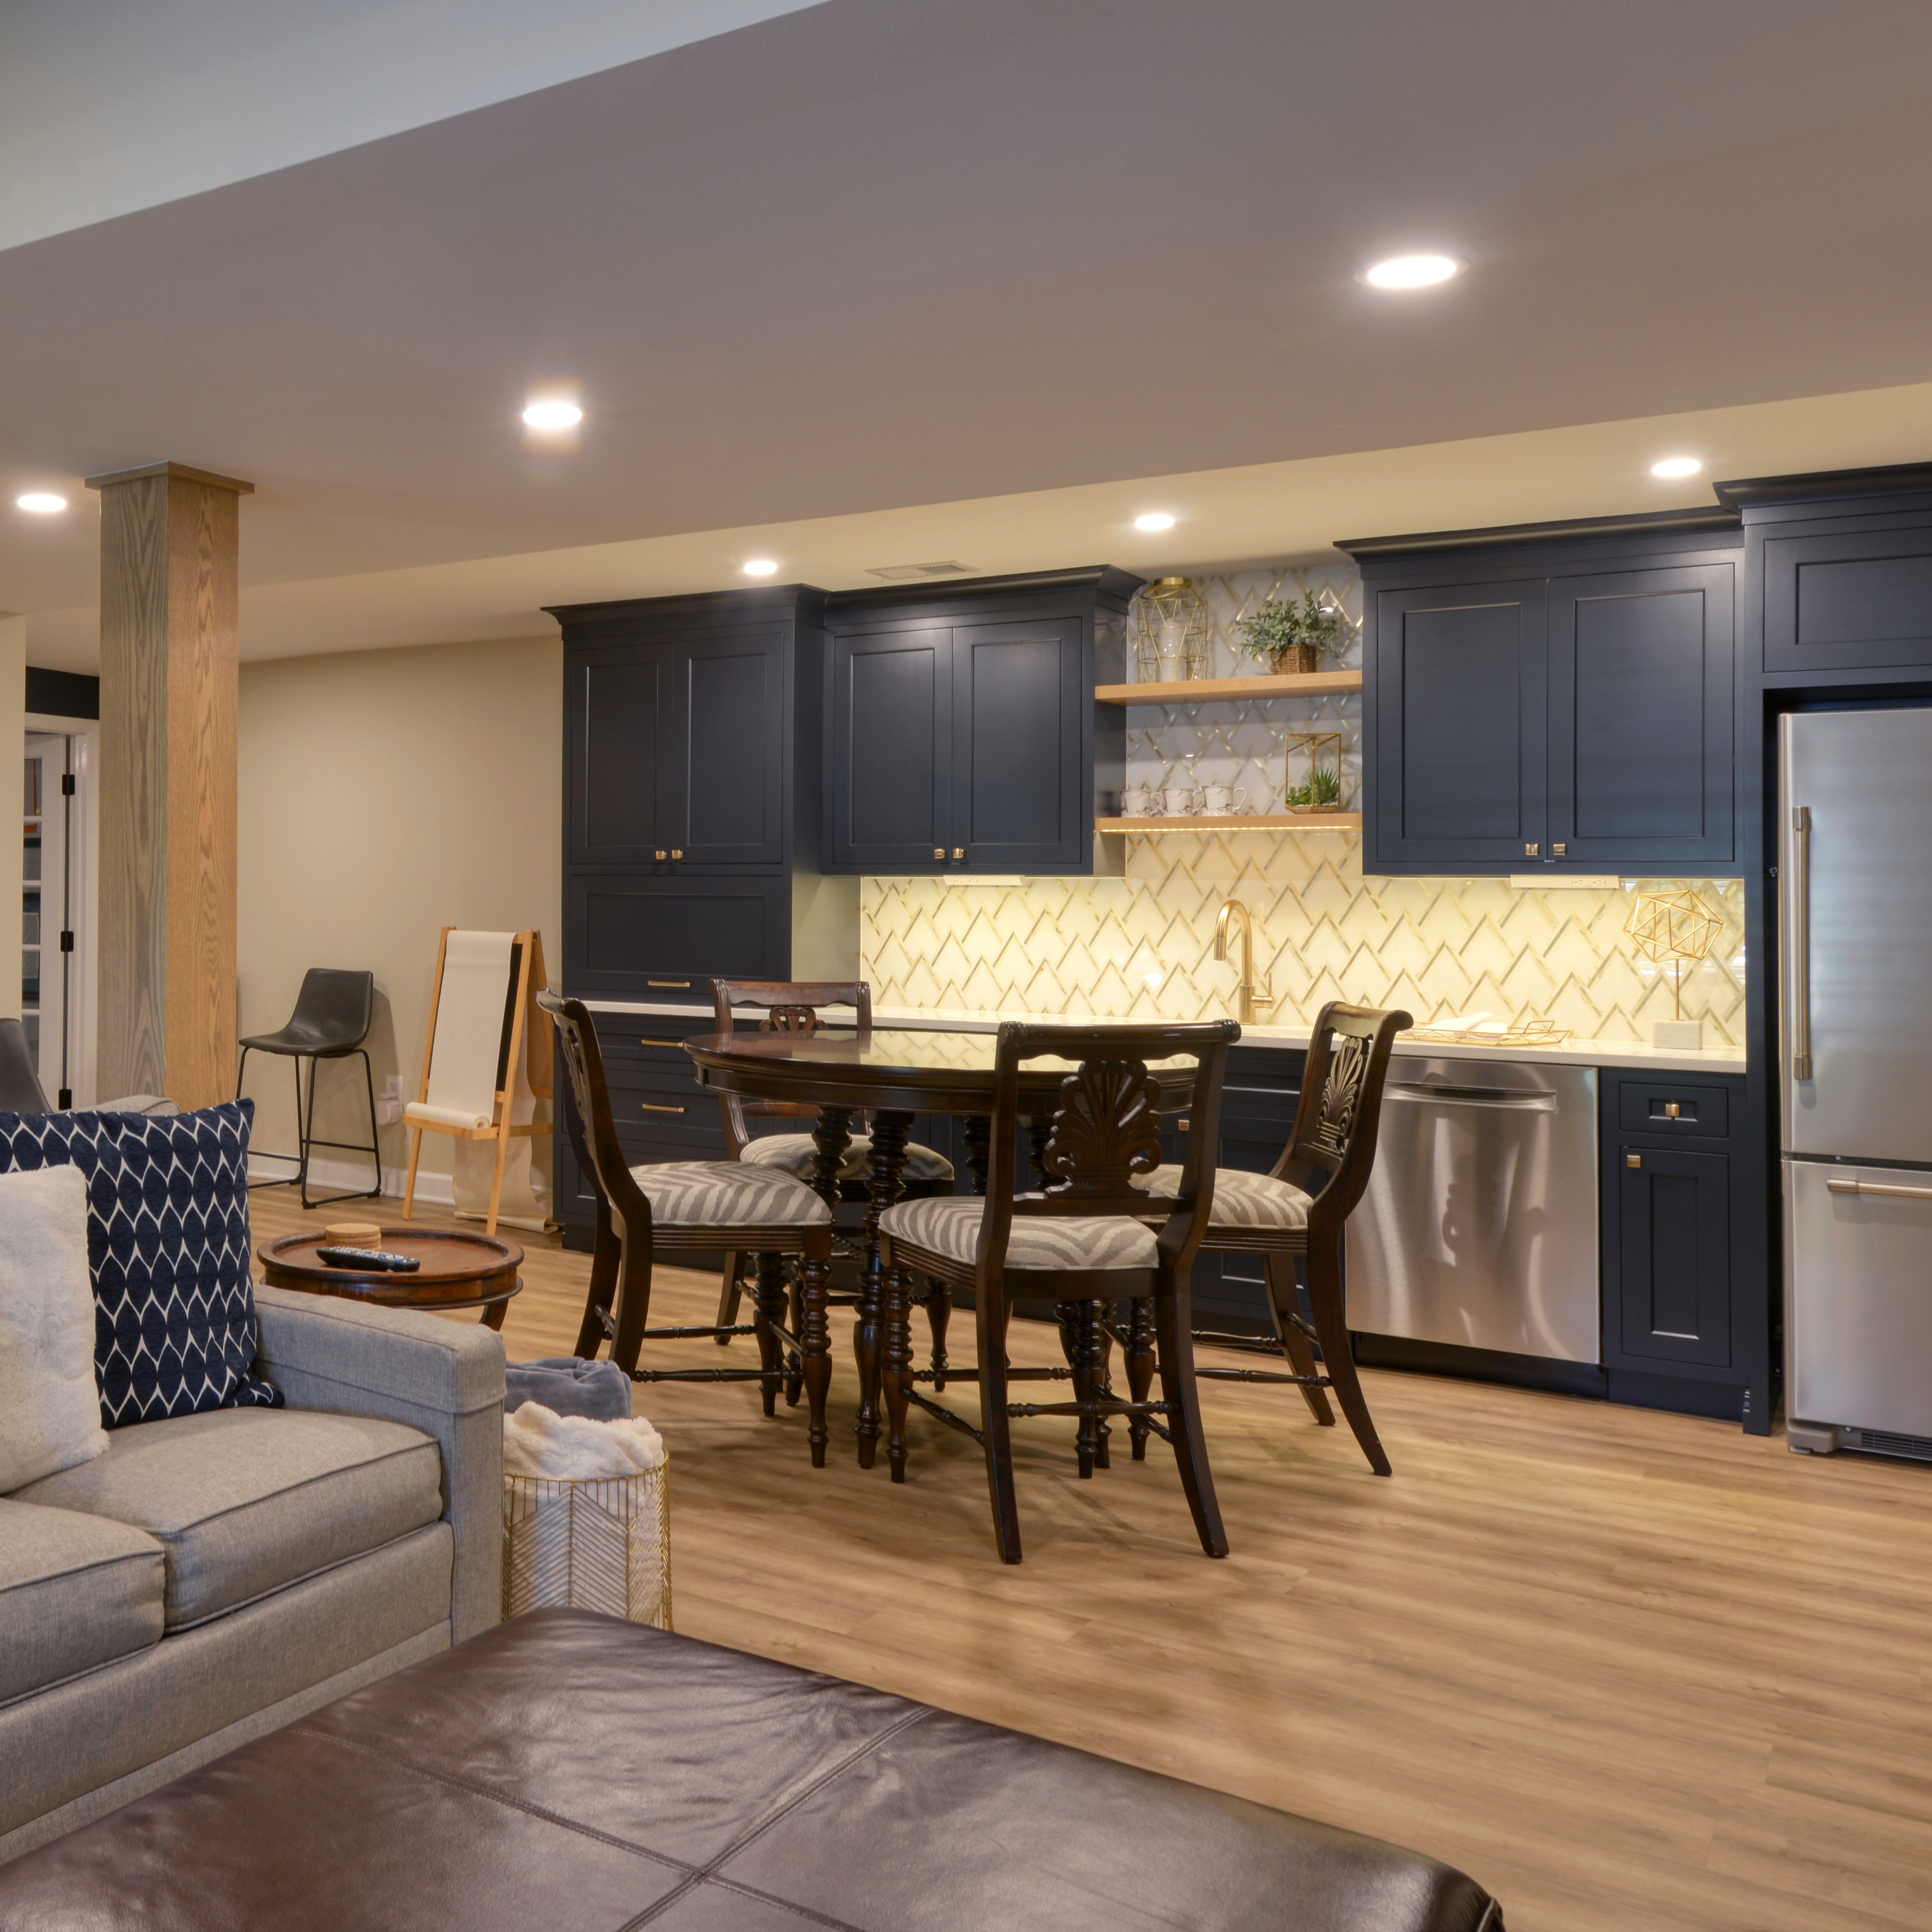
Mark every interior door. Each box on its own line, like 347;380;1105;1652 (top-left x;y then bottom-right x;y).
1547;564;1734;869
567;643;672;868
951;616;1084;870
1370;581;1548;870
670;632;787;867
828;622;953;871
1782;707;1932;1161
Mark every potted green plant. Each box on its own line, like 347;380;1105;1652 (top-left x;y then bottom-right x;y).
1233;591;1346;675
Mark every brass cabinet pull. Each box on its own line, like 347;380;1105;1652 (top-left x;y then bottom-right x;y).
933;847;945;860
638;1038;683;1048
1178;1118;1190;1131
1664;1101;1681;1118
647;979;691;989
1525;841;1540;858
639;1102;686;1115
655;849;667;860
670;848;684;860
1553;841;1567;856
952;847;966;860
1627;1153;1642;1168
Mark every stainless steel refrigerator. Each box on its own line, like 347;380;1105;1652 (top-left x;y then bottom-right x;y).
1781;707;1932;1457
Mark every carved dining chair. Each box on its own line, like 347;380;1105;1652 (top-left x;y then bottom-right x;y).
1131;1002;1410;1477
538;991;840;1466
708;978;955;1377
879;1018;1239;1564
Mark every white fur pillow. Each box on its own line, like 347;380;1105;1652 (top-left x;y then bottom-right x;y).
0;1163;109;1491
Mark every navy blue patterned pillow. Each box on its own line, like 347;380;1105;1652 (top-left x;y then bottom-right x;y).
0;1100;280;1424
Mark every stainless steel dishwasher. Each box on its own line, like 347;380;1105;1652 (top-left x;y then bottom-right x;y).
1345;1057;1600;1364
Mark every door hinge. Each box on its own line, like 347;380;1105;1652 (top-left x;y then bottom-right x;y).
59;773;75;796
58;931;74;953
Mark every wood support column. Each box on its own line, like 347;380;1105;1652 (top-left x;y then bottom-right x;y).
87;461;253;1110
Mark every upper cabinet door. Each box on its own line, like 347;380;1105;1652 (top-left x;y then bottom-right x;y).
1547;564;1734;869
669;631;788;867
1763;523;1932;675
1369;581;1548;870
566;642;672;868
951;616;1086;871
828;623;953;871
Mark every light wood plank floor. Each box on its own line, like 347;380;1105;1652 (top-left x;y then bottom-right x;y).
254;1190;1932;1932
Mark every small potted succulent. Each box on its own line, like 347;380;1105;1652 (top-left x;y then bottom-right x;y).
1233;591;1346;675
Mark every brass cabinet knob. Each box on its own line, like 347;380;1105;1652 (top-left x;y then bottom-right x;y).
1664;1101;1681;1118
670;849;684;860
1553;842;1567;856
655;849;667;860
933;848;945;860
952;848;966;860
1627;1153;1642;1169
1525;842;1540;858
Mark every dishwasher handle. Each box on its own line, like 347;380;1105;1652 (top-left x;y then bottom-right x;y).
1384;1082;1559;1108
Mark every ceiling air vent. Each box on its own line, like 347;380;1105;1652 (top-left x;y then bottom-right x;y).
865;561;976;582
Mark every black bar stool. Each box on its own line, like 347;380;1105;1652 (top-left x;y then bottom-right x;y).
236;969;380;1208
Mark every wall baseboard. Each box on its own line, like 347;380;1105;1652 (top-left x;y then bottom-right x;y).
248;1153;450;1205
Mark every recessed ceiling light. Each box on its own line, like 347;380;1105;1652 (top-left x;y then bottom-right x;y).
1134;512;1176;532
741;558;778;577
1650;456;1702;479
1362;254;1462;289
521;399;582;431
16;492;66;513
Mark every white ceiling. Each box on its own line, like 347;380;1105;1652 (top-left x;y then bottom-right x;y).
7;0;1932;668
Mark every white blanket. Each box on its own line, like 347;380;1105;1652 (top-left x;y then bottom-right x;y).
503;1401;664;1479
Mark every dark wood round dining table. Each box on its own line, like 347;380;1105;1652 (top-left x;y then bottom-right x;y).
683;1026;1197;1468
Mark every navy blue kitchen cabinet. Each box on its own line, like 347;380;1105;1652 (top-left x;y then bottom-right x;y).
549;585;858;1248
1346;513;1741;877
823;569;1137;875
1600;1069;1762;1430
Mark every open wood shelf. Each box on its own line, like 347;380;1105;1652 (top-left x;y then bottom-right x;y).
1094;670;1362;705
1095;812;1362;834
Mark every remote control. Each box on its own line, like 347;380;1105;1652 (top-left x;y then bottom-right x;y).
316;1247;422;1273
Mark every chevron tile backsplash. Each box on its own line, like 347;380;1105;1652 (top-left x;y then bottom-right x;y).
860;570;1747;1046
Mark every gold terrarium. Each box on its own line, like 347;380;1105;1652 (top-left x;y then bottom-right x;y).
1282;732;1345;813
1133;576;1211;682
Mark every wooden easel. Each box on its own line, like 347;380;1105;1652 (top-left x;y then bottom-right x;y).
401;928;551;1237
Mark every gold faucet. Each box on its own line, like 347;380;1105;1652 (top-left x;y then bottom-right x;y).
1214;897;1274;1024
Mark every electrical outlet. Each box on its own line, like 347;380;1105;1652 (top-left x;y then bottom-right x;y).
375;1075;405;1128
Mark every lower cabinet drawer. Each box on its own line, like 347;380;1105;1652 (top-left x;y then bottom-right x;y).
1615;1078;1730;1138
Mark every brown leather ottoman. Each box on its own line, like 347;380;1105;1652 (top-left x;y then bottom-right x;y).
0;1608;1502;1930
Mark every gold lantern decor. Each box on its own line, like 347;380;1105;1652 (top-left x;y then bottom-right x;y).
1133;576;1211;683
1625;888;1723;1049
1282;732;1345;813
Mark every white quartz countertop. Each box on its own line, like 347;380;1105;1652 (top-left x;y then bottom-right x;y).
582;998;1746;1075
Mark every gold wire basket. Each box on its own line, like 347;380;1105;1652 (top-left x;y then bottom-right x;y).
503;1458;672;1629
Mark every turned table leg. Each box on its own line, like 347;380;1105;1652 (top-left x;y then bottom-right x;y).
854;1110;913;1469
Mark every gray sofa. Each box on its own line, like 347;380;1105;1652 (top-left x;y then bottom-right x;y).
0;1285;505;1862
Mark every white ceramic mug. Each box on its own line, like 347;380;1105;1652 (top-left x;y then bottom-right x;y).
1120;785;1157;817
1164;785;1202;817
1200;784;1247;815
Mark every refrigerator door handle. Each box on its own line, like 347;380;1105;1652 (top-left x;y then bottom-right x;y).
1791;804;1813;1082
1825;1177;1932;1202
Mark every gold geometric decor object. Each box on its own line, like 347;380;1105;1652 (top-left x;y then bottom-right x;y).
1624;888;1723;1021
1133;576;1211;682
1283;731;1345;813
503;1464;672;1629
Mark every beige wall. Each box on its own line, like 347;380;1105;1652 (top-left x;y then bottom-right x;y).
0;616;24;1024
237;634;561;1194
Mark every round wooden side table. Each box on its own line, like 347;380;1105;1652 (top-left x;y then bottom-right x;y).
258;1228;523;1329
